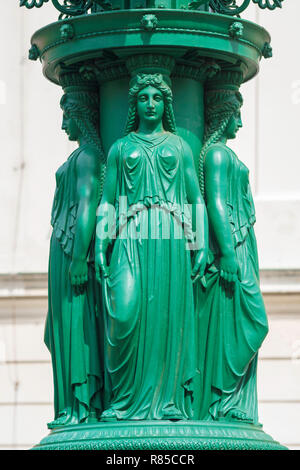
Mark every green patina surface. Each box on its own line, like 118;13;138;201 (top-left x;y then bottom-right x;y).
33;421;287;450
20;1;287;450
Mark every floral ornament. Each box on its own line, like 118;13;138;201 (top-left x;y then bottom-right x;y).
136;74;166;88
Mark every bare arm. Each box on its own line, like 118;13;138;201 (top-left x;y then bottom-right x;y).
70;145;101;293
182;139;208;281
95;141;119;280
204;144;240;282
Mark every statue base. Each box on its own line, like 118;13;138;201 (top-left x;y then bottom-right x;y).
33;421;287;450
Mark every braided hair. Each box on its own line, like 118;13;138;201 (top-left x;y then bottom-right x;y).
124;74;176;135
60;91;106;195
198;90;243;196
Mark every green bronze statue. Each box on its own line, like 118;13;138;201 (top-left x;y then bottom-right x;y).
45;80;105;428
95;73;208;421
21;0;288;450
195;84;269;423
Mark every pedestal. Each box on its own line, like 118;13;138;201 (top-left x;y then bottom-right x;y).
33;421;287;450
22;4;287;452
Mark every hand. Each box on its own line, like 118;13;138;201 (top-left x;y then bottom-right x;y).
191;248;207;284
219;253;241;283
95;247;109;283
69;258;88;295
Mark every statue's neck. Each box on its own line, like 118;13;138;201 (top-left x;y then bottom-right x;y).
219;135;227;144
77;135;90;147
137;121;164;136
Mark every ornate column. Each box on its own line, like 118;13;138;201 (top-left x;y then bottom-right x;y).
20;0;287;450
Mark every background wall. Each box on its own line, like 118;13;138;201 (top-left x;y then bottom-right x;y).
0;2;299;449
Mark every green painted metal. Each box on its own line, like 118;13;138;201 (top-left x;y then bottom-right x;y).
95;76;208;422
195;73;269;422
30;10;271;84
20;0;288;451
33;421;287;450
45;72;106;429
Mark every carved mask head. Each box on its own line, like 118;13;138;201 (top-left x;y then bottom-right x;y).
140;14;158;31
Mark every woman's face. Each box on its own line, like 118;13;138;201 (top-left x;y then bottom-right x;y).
136;86;164;126
61;112;80;141
225;109;243;140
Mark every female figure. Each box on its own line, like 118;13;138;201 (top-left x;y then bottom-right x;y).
196;89;269;423
45;88;105;428
95;74;208;421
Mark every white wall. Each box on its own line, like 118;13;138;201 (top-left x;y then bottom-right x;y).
230;3;300;269
0;4;76;274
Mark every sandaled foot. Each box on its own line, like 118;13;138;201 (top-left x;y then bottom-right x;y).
161;405;185;421
47;411;69;429
227;409;253;423
47;408;82;428
100;408;118;422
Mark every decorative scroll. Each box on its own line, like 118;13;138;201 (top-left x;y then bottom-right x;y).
208;0;284;15
20;0;94;16
20;0;49;8
20;0;285;17
51;0;92;17
252;0;283;10
209;0;251;15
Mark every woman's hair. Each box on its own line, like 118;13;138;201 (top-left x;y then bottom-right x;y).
198;89;243;196
124;73;176;135
60;90;106;194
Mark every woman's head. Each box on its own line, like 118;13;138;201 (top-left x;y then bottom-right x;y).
60;90;101;149
61;111;80;142
136;85;165;129
124;74;176;134
225;108;243;140
198;89;243;196
204;89;243;141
